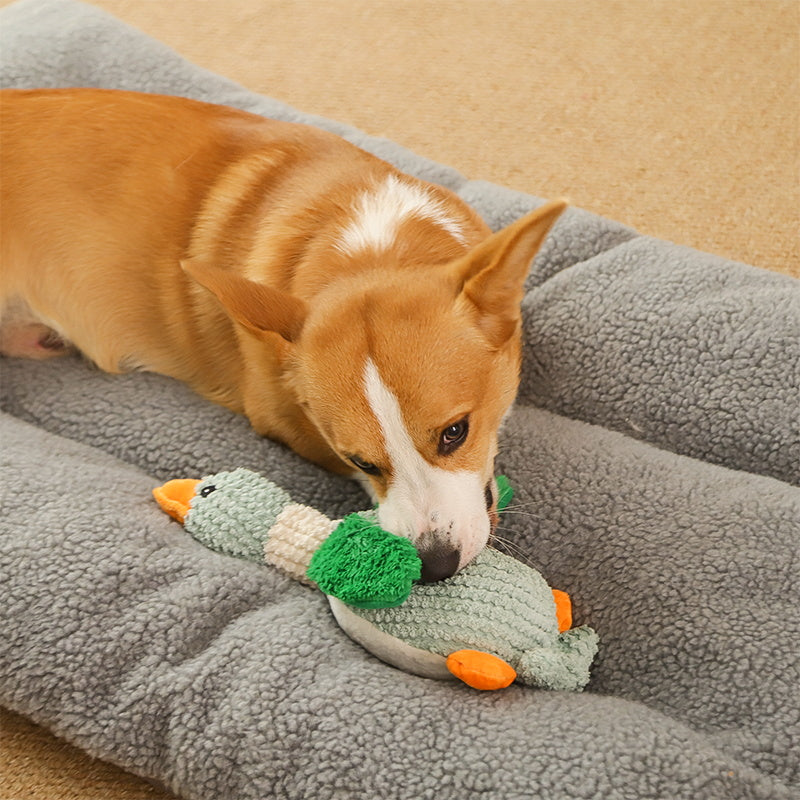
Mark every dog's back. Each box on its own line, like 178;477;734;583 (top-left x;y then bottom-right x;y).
0;89;487;388
0;90;362;380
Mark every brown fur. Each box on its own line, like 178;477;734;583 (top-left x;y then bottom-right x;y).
0;88;565;499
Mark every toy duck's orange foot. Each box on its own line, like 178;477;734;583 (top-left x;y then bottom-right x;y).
551;588;573;633
446;649;517;690
152;479;200;524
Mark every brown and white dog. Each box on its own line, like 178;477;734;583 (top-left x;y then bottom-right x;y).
0;89;565;581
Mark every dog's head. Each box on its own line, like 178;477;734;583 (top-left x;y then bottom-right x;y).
184;199;565;581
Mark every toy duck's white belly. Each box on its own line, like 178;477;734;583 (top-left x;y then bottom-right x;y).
328;597;453;681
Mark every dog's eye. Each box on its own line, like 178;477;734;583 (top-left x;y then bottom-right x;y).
439;417;469;455
349;456;382;477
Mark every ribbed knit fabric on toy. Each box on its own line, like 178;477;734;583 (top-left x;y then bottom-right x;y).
153;468;599;691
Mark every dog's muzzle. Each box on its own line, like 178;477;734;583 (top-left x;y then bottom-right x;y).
417;480;497;583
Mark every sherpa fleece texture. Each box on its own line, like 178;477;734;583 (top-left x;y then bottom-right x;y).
1;1;799;799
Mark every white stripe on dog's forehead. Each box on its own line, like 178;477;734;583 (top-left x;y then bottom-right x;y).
363;357;420;470
336;174;466;255
362;358;489;565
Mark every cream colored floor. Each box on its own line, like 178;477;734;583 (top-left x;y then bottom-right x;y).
1;1;797;798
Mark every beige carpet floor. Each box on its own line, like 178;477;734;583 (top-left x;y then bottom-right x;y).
1;1;797;798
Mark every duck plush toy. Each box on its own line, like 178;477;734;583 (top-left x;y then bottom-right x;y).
153;468;598;691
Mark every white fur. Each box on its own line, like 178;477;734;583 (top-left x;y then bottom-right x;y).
363;358;489;569
336;174;467;255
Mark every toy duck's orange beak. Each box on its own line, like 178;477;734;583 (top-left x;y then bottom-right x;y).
152;479;201;524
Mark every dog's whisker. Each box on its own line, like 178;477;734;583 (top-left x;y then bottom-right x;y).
499;506;543;520
491;537;527;558
500;498;542;509
490;537;524;558
490;532;536;567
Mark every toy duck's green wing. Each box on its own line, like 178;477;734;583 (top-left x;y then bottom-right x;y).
307;513;420;608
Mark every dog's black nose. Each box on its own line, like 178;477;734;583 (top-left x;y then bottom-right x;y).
419;545;461;583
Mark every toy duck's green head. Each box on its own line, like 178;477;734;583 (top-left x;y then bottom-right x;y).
154;469;291;562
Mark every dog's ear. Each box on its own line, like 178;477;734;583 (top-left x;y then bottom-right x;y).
451;199;567;347
182;259;307;344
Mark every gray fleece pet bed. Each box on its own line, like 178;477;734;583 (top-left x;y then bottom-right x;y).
1;1;798;798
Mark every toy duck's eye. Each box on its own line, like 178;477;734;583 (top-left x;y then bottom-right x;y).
439;417;469;456
200;484;217;497
349;457;382;477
